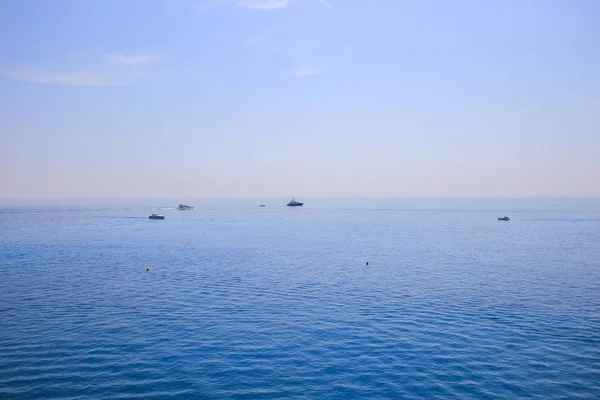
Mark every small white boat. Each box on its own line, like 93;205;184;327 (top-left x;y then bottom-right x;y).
149;213;165;220
177;204;194;210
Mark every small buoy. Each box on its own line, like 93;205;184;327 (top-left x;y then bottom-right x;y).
366;261;369;266
146;267;150;271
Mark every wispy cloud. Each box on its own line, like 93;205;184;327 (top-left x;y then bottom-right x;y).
197;0;333;12
1;69;115;86
2;52;159;86
238;0;291;10
286;67;321;77
106;53;159;66
319;0;334;10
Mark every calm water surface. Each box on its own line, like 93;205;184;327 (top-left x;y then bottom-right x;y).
1;198;599;399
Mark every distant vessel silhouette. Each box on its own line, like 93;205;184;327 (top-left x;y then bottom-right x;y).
286;199;304;207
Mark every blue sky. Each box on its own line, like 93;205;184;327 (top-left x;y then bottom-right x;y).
1;0;599;198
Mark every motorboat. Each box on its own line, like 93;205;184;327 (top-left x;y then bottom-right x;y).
259;204;266;207
286;199;304;207
498;216;510;221
177;204;194;210
149;213;165;220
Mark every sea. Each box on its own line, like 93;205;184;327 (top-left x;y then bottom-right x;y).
1;198;599;399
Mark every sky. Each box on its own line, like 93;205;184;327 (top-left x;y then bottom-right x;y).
1;0;599;198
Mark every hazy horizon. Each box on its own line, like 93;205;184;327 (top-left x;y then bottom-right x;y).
1;195;599;202
2;0;599;198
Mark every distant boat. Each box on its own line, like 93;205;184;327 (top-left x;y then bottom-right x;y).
498;216;510;221
177;204;194;210
286;199;304;207
259;204;266;207
149;213;165;220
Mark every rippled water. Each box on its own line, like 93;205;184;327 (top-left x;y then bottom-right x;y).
1;198;599;399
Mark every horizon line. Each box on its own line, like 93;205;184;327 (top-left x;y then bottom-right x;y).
1;195;599;201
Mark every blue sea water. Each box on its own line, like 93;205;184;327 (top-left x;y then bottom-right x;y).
1;198;599;399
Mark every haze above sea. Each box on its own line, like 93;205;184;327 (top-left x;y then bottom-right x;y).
1;198;599;399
